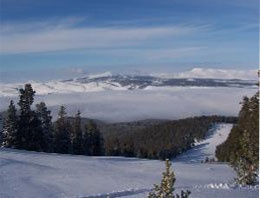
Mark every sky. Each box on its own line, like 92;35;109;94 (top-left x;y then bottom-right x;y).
0;0;259;82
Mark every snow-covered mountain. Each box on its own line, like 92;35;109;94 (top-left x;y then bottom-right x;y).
0;68;257;97
151;68;258;80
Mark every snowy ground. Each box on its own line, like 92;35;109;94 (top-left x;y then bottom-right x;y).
0;124;258;198
174;124;233;163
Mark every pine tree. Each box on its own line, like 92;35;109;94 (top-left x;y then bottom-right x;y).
17;84;42;150
72;110;83;155
234;92;259;185
216;92;259;185
83;120;104;156
88;120;104;156
148;159;191;198
0;115;3;143
18;84;35;115
2;100;18;148
82;123;91;155
24;111;46;151
36;102;53;152
53;106;71;154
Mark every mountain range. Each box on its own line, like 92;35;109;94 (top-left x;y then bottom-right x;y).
0;68;257;97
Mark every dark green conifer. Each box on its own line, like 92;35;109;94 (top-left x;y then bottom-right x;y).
148;159;191;198
54;106;71;154
83;120;104;156
2;100;18;148
36;102;53;152
72;110;83;154
17;84;43;150
216;92;259;185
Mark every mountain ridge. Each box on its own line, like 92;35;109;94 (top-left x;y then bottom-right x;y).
0;70;257;97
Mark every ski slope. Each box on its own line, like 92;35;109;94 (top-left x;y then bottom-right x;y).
0;124;258;198
174;124;233;163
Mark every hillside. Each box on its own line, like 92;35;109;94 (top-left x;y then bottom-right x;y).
0;124;258;198
216;92;259;185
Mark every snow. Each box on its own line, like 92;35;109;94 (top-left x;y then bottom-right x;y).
152;68;258;80
0;69;257;98
87;72;113;79
0;124;258;198
0;79;133;97
174;124;233;162
0;80;129;97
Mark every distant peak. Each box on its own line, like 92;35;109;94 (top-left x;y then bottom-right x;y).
151;68;258;80
86;72;113;79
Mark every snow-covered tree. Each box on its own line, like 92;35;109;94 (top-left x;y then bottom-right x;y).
216;92;259;185
148;159;191;198
2;100;18;148
235;93;259;185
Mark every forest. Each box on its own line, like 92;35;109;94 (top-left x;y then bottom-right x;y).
1;84;104;156
216;92;259;185
104;115;236;159
1;84;237;160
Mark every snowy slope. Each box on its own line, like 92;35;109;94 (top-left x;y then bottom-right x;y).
0;124;258;198
0;71;257;97
174;124;233;162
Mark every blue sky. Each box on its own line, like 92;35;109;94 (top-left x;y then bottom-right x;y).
0;0;259;82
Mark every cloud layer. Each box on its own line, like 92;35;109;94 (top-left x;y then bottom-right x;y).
0;87;256;122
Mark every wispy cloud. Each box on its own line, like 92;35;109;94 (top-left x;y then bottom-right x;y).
87;47;207;61
0;17;207;54
142;47;207;60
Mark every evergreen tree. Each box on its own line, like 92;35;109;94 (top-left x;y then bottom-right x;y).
18;84;35;115
83;120;104;156
88;120;104;156
82;123;91;155
234;93;259;185
216;92;259;185
54;106;71;154
17;84;45;150
2;100;18;148
72;110;83;154
105;137;121;156
23;111;46;151
148;159;191;198
0;114;3;143
36;102;53;152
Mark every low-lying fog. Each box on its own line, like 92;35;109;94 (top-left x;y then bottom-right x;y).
0;87;256;122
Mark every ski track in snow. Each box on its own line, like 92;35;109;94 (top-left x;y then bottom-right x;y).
79;188;150;198
78;184;260;198
0;124;258;198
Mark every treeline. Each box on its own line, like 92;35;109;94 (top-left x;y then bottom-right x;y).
216;92;259;185
1;84;238;161
1;84;104;156
105;116;237;160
